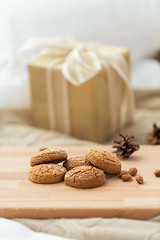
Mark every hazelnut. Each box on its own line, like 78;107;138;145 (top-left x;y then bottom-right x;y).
154;169;160;177
135;175;143;184
121;174;132;182
119;170;128;177
128;167;138;176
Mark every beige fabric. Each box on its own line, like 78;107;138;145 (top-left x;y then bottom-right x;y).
108;88;160;144
14;217;160;240
0;122;94;146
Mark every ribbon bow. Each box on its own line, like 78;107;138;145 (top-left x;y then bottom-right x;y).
19;37;130;86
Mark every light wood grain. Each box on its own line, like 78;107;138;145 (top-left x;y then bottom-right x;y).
0;145;160;219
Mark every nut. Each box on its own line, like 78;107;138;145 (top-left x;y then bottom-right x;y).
128;167;138;176
119;170;128;177
154;169;160;177
135;175;143;184
121;174;132;182
39;147;48;151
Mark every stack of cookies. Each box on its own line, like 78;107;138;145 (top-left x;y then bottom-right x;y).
28;149;68;184
28;148;122;189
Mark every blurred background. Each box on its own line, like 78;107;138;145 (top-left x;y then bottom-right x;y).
0;0;160;146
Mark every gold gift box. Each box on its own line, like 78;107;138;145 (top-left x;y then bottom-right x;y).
28;45;132;143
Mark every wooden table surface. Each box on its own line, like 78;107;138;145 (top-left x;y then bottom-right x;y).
0;145;160;220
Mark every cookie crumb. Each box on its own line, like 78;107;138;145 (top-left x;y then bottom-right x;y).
39;147;48;151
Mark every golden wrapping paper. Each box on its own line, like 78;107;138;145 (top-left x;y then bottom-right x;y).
27;41;133;143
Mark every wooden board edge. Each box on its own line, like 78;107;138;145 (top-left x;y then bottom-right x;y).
0;207;160;220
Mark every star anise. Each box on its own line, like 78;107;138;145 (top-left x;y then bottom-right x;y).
113;133;140;158
145;123;160;145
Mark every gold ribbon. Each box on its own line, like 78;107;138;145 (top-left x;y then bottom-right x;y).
18;37;134;134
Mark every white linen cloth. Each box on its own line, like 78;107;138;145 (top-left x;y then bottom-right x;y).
1;217;160;240
0;218;74;240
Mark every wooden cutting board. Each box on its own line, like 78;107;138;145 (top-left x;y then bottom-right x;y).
0;145;160;220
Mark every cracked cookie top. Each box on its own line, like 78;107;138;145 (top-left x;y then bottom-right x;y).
63;155;91;171
64;166;106;188
28;163;67;184
30;148;68;167
85;149;121;175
